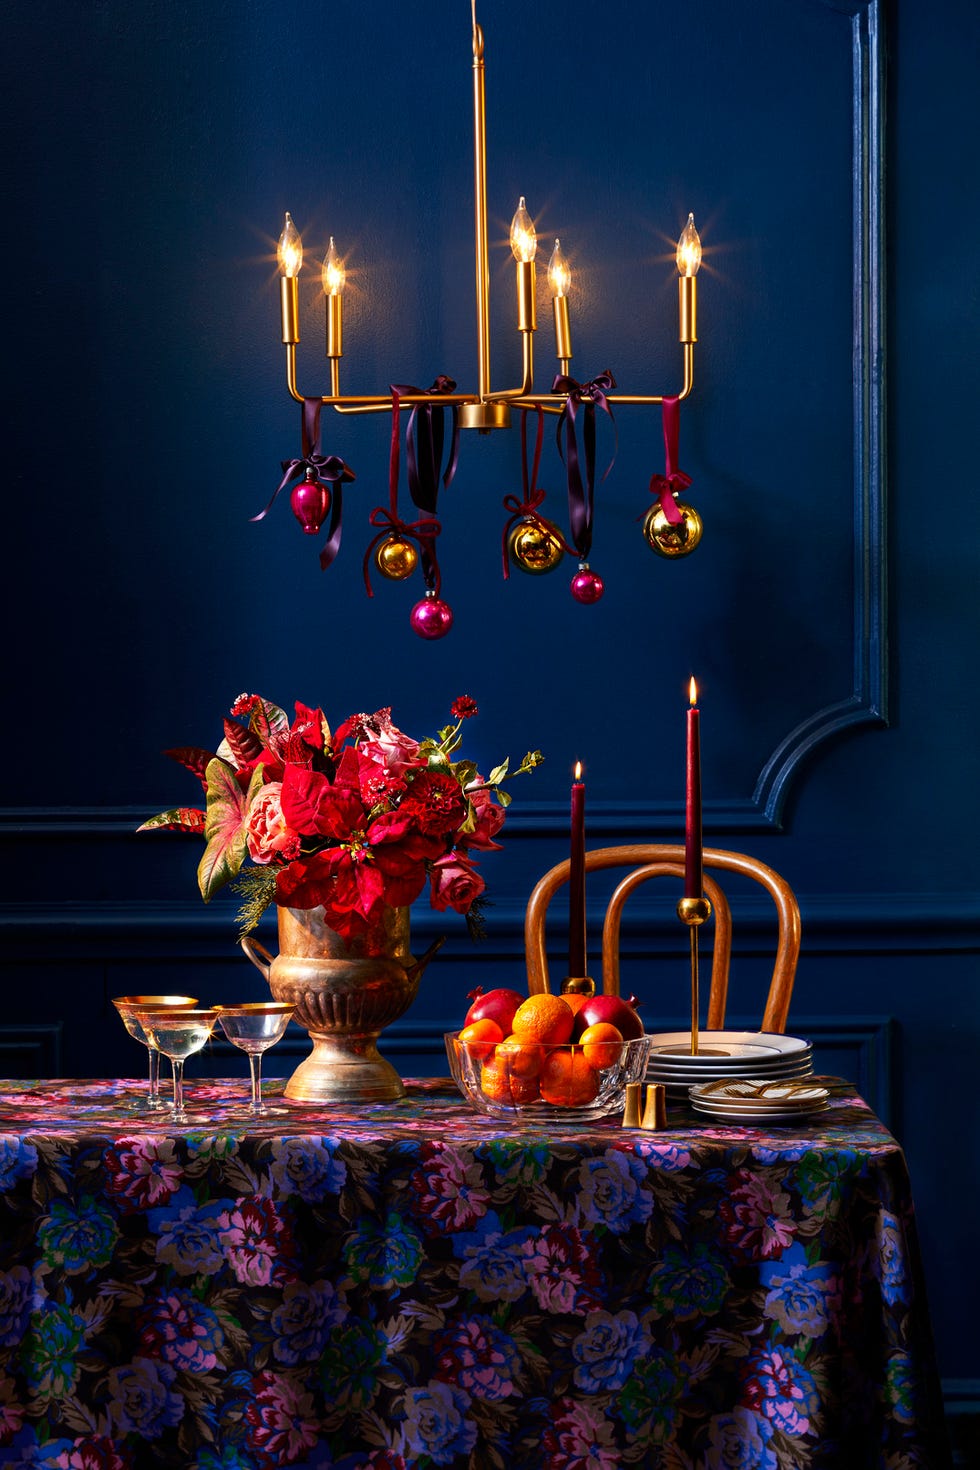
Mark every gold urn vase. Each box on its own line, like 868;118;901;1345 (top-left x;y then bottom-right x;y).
240;905;440;1103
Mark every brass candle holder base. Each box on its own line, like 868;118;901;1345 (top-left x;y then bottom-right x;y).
561;976;596;997
676;895;712;1056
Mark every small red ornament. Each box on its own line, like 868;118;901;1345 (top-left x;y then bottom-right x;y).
410;591;454;639
290;471;331;535
570;565;604;604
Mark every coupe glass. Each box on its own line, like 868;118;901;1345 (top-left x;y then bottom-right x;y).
111;995;199;1110
136;1008;220;1124
216;1003;295;1117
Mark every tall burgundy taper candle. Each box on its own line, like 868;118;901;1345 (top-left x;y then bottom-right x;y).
684;679;703;900
568;762;587;975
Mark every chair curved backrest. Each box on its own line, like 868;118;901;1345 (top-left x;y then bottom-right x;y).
523;844;801;1034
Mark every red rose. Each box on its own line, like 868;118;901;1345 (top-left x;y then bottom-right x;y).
465;785;506;850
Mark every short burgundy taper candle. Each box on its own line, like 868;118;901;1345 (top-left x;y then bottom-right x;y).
684;679;703;900
568;762;587;975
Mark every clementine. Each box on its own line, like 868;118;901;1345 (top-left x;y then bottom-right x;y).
511;993;575;1046
579;1021;624;1070
539;1048;601;1107
481;1055;540;1104
495;1035;544;1079
458;1018;504;1061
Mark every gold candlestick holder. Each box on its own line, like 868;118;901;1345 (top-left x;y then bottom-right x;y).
676;896;712;1056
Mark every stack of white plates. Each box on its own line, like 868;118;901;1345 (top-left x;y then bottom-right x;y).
645;1030;813;1095
689;1076;829;1123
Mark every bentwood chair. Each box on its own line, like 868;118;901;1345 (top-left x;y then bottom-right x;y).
524;844;801;1034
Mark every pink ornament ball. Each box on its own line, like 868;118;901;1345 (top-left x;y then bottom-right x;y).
410;595;454;639
570;567;604;604
290;478;331;535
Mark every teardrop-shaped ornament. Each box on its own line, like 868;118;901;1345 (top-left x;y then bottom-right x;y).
290;471;331;535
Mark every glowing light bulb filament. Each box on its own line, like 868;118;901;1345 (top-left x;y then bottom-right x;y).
277;212;303;278
676;213;702;277
322;236;346;296
510;196;537;264
548;238;571;298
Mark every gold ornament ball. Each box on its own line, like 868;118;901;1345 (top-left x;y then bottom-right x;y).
508;517;565;575
375;536;418;580
643;501;704;559
676;896;713;926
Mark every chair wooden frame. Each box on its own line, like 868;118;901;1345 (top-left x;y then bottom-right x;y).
524;844;801;1034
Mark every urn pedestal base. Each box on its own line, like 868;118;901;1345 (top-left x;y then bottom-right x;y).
241;905;437;1104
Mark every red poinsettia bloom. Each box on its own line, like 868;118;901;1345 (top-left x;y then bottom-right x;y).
277;750;446;939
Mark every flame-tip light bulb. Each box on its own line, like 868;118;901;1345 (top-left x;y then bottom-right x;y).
321;236;346;296
676;212;702;277
277;212;303;278
510;197;537;264
548;238;571;297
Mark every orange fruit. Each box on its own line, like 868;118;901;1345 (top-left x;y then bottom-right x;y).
459;1018;505;1061
481;1055;540;1104
579;1022;624;1070
539;1049;600;1107
511;994;575;1046
495;1035;544;1079
562;993;592;1020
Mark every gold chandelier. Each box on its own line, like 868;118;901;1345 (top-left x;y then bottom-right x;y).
268;2;704;635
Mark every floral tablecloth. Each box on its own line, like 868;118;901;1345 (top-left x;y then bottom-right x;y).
0;1077;948;1469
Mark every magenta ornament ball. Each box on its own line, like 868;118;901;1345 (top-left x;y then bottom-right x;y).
290;478;331;535
410;595;454;639
570;568;604;604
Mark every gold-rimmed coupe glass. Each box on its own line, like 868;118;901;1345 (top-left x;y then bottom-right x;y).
216;1003;295;1117
136;1008;220;1125
111;995;199;1110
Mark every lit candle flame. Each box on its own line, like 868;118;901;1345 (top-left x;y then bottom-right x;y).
574;761;583;781
689;677;698;706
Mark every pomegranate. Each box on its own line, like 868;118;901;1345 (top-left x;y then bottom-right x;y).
571;993;644;1041
464;987;525;1035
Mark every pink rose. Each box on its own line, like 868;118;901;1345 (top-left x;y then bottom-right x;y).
465;785;506;850
246;783;301;865
360;725;421;777
429;853;485;913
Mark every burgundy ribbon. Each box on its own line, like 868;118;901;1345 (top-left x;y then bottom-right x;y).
646;395;690;526
252;396;355;570
552;370;617;558
393;376;461;514
501;407;573;578
363;382;455;597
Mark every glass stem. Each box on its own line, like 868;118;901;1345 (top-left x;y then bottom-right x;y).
171;1058;186;1121
249;1053;263;1115
148;1047;160;1102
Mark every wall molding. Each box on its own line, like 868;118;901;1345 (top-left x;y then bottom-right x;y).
2;893;975;956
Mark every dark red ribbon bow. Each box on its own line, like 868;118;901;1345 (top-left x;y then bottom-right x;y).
552;370;617;558
252;396;356;570
501;406;572;577
647;396;690;526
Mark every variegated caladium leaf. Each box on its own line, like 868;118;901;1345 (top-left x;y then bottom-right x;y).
164;746;218;791
137;807;206;835
249;698;291;757
197;761;265;901
222;717;264;769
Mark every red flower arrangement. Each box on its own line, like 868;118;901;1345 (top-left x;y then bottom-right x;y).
140;694;542;946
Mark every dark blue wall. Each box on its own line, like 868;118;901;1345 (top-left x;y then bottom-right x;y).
3;0;978;1434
